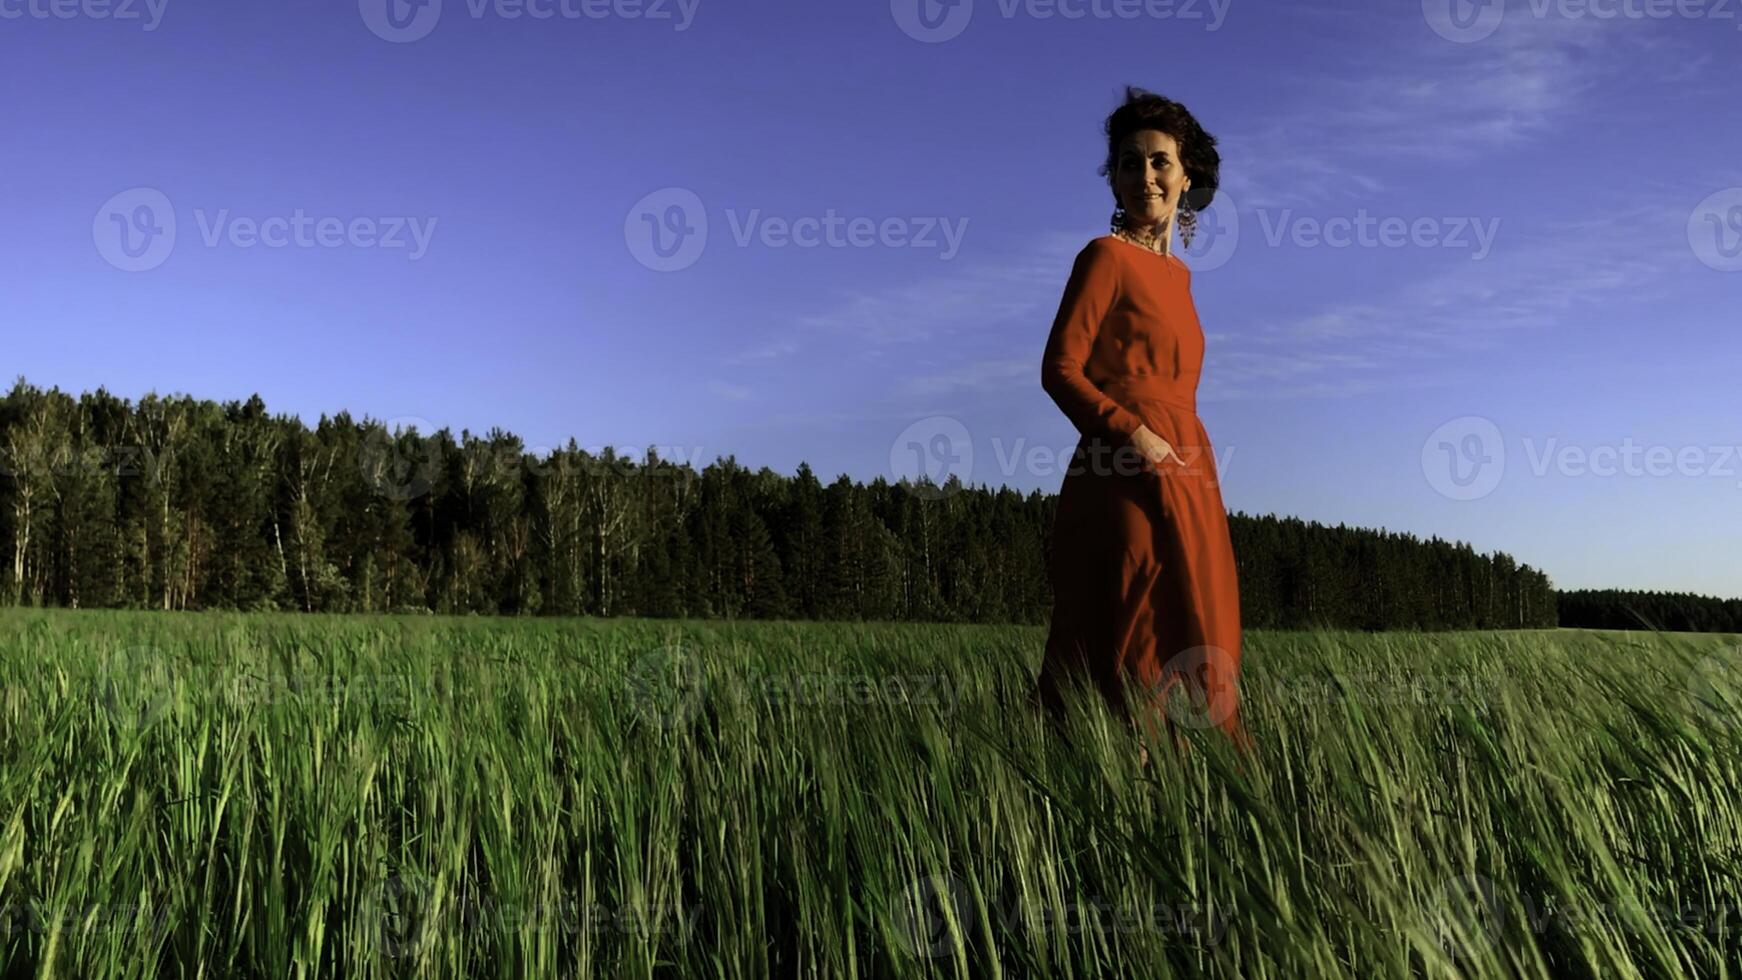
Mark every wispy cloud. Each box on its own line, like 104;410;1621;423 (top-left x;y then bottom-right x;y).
893;356;1035;400
1219;8;1630;209
1200;200;1688;401
792;231;1084;345
722;338;801;365
773;8;1713;412
706;380;753;400
779;231;1107;405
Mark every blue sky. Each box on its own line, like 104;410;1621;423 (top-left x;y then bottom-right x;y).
3;0;1739;597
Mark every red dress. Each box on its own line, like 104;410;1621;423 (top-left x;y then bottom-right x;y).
1032;234;1252;752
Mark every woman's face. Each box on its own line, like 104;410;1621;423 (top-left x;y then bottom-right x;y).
1114;130;1191;234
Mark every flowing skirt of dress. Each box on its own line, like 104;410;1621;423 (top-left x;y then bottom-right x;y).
1031;397;1252;753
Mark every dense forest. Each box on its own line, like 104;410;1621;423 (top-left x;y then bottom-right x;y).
0;377;1602;631
1557;589;1742;634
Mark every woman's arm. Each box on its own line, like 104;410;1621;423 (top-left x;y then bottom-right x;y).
1040;238;1146;443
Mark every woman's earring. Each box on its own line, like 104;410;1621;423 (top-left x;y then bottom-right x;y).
1109;205;1126;233
1176;199;1197;249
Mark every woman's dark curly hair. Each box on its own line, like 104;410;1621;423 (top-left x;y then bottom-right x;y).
1097;85;1220;213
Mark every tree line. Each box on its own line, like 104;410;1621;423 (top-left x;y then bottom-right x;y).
1557;589;1742;634
0;376;1623;631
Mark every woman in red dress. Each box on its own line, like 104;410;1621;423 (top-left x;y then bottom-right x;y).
1032;86;1253;759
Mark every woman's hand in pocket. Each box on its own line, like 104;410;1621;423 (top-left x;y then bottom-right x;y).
1130;425;1181;474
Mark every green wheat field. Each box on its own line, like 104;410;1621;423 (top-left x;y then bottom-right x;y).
1;609;1738;979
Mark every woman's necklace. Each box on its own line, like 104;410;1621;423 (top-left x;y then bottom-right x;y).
1114;222;1172;257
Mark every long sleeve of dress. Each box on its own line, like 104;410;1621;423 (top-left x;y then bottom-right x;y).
1041;239;1146;443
